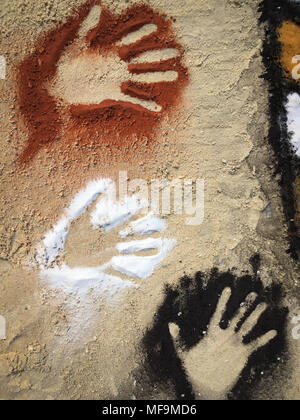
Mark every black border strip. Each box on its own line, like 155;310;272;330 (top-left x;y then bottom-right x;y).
260;0;300;259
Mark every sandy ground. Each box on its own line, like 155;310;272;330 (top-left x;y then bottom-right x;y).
0;0;299;400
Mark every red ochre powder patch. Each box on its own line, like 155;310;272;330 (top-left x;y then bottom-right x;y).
17;0;189;164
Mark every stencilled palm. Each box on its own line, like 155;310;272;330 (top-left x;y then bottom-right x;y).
49;4;180;113
169;287;278;400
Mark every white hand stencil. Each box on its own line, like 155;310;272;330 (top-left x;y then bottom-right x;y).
36;178;176;297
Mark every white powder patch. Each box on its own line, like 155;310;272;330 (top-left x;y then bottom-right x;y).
37;178;115;267
35;178;175;343
0;55;6;80
41;217;69;266
119;212;166;238
286;92;300;157
91;194;149;232
40;264;137;296
116;237;167;253
36;178;175;300
112;238;176;279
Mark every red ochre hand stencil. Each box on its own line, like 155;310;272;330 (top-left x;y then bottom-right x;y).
17;1;189;164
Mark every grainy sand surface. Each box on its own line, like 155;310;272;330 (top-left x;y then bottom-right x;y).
0;0;299;400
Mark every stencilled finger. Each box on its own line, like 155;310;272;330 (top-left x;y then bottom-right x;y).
120;93;162;112
90;193;148;231
130;70;178;84
169;322;183;354
78;5;102;42
130;48;180;64
119;213;166;238
250;330;278;353
116;237;163;254
230;292;258;331
210;287;232;329
119;24;158;46
111;238;175;279
238;302;268;339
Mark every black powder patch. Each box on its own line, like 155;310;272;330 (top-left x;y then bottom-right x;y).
141;256;288;400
